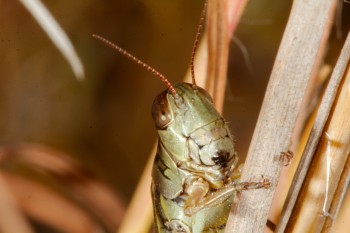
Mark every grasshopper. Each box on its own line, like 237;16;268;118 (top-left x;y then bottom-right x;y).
94;1;270;232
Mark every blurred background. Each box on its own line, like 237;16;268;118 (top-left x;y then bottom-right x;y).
0;0;349;232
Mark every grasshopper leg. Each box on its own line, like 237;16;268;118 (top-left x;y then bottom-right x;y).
184;177;270;216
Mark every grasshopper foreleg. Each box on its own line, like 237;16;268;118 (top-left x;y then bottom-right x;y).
184;176;271;216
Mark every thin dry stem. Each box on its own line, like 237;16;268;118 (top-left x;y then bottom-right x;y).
322;150;350;232
225;0;339;232
205;0;248;112
276;31;350;233
205;0;230;112
268;64;333;228
281;37;350;232
332;179;350;233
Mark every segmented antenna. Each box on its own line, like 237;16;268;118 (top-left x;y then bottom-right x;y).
92;34;179;98
190;0;208;88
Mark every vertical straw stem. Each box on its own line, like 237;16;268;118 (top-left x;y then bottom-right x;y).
225;0;339;232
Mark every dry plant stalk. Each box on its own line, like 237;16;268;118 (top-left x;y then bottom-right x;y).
276;31;350;232
267;64;333;229
205;0;247;109
225;0;339;232
205;0;231;111
117;0;248;232
323;154;350;232
279;33;350;232
331;166;350;233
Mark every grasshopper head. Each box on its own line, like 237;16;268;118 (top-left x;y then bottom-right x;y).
151;83;216;131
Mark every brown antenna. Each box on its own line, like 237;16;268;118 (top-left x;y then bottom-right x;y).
92;34;179;99
190;0;208;88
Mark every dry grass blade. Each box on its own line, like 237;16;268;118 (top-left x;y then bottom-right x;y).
225;0;339;232
206;0;248;111
276;31;350;232
0;174;34;233
280;34;350;232
184;0;248;101
18;0;85;79
332;178;350;233
206;0;229;110
206;0;228;112
268;64;333;228
323;153;350;232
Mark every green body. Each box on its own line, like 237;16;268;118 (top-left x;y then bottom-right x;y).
151;83;238;233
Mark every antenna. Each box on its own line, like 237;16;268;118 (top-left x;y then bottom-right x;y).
92;34;179;99
190;0;208;88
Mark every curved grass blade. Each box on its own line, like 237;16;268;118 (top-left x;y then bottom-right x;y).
18;0;85;80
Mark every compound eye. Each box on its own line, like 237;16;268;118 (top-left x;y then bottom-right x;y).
197;86;213;103
151;90;173;129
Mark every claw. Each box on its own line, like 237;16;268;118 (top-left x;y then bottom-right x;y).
280;150;293;166
240;176;271;190
259;177;271;189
